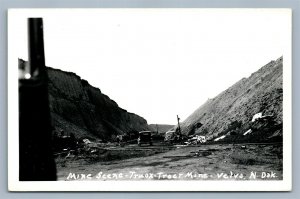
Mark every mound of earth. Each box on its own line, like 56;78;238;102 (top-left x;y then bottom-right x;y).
19;59;150;141
180;57;283;143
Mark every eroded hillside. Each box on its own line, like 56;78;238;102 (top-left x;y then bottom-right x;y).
19;59;149;141
180;57;283;142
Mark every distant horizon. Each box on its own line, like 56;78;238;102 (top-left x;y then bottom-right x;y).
10;9;290;124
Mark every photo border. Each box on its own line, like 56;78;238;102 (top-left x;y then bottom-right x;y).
0;0;299;198
7;8;292;192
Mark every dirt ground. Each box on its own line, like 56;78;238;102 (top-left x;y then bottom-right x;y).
56;143;283;181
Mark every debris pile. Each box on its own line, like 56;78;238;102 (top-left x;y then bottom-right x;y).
211;112;282;144
184;135;207;145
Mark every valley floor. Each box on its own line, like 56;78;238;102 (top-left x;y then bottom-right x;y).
56;143;283;181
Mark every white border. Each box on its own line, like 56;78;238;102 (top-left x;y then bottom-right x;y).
8;8;292;191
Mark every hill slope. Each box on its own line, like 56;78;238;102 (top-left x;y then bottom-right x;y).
180;57;283;142
19;59;149;141
148;124;175;134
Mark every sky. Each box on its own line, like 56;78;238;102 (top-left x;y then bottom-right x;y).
9;9;291;125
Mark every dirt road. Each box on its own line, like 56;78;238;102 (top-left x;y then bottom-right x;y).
56;143;283;181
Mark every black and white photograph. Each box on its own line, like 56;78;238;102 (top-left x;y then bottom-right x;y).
8;9;292;191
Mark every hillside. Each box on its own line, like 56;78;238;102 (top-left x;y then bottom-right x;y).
148;124;175;134
180;57;283;142
19;59;149;141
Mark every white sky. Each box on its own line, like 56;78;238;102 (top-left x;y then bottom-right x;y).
9;9;291;125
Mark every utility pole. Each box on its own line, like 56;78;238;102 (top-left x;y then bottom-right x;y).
19;18;57;181
177;115;182;142
156;124;159;134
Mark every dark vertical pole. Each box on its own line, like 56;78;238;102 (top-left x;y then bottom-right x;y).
19;18;57;181
177;115;182;142
156;124;158;134
28;18;45;76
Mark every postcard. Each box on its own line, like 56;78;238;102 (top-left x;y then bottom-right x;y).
8;8;292;191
